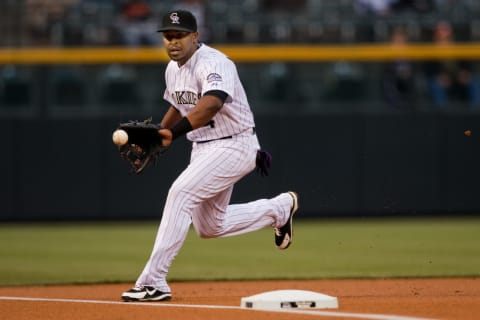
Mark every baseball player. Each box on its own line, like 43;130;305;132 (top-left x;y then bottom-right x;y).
121;10;299;302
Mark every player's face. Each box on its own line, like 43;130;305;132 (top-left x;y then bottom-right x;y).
162;31;199;66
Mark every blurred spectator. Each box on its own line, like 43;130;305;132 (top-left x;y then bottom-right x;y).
390;0;435;13
25;0;78;46
261;0;307;12
382;26;417;110
354;0;433;16
260;0;307;42
114;0;159;47
353;0;395;42
423;21;480;108
353;0;394;17
172;0;209;42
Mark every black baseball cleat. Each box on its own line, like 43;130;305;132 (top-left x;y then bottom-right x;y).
121;286;172;302
274;191;299;250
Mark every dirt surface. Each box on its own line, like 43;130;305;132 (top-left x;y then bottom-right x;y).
0;278;479;320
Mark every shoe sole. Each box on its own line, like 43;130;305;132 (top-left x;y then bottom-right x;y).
289;191;299;216
277;191;299;250
122;293;172;302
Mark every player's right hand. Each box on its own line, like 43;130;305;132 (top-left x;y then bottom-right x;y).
159;128;173;147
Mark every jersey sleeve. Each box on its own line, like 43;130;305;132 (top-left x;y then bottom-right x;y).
197;57;235;99
163;87;172;105
163;62;177;106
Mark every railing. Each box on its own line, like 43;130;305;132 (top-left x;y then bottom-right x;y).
1;43;480;64
1;44;479;118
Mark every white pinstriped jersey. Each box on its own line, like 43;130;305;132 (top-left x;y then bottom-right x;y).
133;37;295;295
163;44;255;142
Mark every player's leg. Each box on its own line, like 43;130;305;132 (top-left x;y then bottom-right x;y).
122;135;295;301
133;204;192;290
121;195;192;301
191;187;299;250
189;135;296;240
191;191;293;238
122;139;254;301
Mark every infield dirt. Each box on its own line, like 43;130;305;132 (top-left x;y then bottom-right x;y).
0;278;478;320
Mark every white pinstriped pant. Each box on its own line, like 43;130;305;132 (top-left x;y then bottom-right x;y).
135;131;293;292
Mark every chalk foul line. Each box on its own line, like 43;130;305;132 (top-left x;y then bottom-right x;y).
0;296;436;320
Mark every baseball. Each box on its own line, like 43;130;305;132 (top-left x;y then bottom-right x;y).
112;129;128;146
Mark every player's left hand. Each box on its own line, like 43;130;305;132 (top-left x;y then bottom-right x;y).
114;118;168;174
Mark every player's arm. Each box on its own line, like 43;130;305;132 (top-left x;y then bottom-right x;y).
185;93;224;129
159;91;227;146
160;106;182;129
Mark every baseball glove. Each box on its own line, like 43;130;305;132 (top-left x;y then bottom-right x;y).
116;118;167;174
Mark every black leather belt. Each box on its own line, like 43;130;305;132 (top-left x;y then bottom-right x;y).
196;127;255;144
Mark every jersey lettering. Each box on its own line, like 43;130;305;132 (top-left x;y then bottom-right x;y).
172;91;200;105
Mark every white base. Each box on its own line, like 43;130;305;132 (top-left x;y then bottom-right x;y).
240;289;338;310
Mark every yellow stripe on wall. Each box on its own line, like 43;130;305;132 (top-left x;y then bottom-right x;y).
0;47;169;65
0;44;479;65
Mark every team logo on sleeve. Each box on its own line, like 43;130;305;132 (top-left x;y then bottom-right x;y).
207;73;223;83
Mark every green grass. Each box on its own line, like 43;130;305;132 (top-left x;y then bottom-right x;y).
0;217;479;286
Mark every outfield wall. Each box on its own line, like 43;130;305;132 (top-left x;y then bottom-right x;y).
1;113;479;221
1;44;479;220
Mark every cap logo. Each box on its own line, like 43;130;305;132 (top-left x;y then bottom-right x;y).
170;12;180;24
